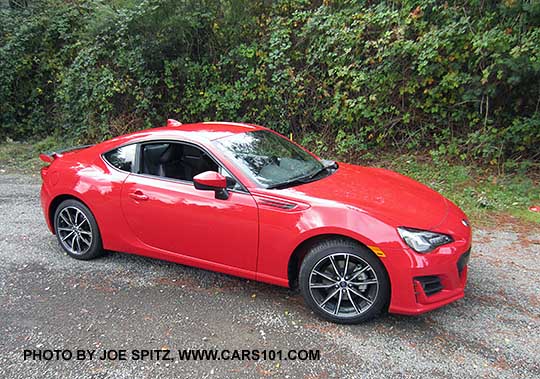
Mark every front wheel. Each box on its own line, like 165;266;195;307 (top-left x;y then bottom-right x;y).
53;199;104;260
299;239;390;324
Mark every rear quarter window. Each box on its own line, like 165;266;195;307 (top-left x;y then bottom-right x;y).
103;144;136;172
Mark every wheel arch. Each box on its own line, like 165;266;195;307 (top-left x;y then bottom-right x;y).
287;233;390;291
48;194;93;235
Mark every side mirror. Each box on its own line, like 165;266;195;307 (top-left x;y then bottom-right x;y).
193;171;229;200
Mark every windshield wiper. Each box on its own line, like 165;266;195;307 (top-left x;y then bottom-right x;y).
267;160;338;189
266;177;311;190
304;159;337;181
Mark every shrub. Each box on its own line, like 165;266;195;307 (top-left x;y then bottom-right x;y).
1;0;539;163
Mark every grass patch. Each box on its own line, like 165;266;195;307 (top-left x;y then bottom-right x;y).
0;137;68;174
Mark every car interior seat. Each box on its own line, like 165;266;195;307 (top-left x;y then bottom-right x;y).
181;145;218;181
142;144;169;176
142;143;218;181
159;144;186;180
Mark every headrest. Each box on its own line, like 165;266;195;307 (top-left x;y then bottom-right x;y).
183;145;202;159
144;144;169;165
159;144;183;163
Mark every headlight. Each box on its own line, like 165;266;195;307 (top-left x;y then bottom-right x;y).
397;227;453;253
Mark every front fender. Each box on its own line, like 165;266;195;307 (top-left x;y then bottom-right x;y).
255;202;405;286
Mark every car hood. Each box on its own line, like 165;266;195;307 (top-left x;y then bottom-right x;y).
278;163;449;230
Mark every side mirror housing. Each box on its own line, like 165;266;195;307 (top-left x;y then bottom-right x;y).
193;171;229;200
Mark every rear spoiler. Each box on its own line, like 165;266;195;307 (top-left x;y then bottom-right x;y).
39;144;94;163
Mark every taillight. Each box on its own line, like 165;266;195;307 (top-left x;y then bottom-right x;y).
39;153;54;180
40;166;49;180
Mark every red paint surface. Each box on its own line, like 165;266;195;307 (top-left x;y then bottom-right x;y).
193;171;227;189
40;122;472;315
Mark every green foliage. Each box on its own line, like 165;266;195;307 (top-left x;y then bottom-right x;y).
0;1;87;139
0;136;67;174
1;0;539;162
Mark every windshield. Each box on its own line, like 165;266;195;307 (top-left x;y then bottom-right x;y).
214;130;324;188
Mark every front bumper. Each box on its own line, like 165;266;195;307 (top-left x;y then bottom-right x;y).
385;244;471;316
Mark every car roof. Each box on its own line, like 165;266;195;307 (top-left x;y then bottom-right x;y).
94;121;268;153
108;121;267;147
173;121;266;140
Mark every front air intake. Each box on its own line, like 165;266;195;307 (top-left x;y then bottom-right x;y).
457;249;471;275
414;275;443;296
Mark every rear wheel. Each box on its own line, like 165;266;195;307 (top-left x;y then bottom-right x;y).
299;238;389;324
53;199;103;260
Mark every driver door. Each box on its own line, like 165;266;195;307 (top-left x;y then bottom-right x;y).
120;140;259;272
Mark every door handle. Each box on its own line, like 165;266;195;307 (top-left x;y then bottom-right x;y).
129;190;149;201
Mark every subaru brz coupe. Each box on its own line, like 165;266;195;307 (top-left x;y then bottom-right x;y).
40;120;471;323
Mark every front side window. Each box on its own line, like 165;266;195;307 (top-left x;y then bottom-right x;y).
213;130;324;188
140;142;219;182
103;144;136;172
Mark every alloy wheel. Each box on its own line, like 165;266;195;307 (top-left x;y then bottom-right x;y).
308;253;379;318
56;206;93;255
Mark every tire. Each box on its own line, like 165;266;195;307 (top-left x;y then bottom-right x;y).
299;238;389;324
53;199;104;260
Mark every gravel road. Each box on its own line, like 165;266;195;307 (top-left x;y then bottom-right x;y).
0;173;539;378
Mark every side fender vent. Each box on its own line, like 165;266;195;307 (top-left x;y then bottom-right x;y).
252;194;310;212
258;199;297;210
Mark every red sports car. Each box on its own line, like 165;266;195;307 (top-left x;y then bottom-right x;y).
40;120;471;323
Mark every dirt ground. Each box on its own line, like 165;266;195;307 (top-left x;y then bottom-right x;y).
0;173;539;378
